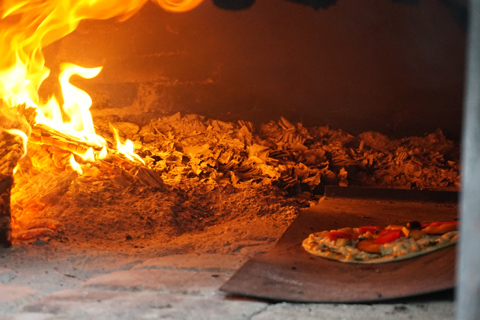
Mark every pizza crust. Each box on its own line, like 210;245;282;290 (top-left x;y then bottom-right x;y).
302;230;458;264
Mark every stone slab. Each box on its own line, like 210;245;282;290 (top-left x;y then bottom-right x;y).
82;268;229;294
1;313;52;320
21;290;268;320
132;253;245;272
0;284;37;303
0;268;15;282
251;301;455;320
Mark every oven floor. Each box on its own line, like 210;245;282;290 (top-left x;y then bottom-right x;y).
0;250;455;320
0;203;455;320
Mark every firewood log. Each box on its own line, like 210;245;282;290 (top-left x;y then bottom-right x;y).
0;175;13;247
0;131;25;247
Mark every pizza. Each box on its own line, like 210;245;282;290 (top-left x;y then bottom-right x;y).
302;220;459;264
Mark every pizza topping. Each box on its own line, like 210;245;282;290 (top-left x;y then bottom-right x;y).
359;231;376;240
356;239;381;254
441;231;459;242
423;221;458;234
335;237;353;247
374;229;405;244
302;219;459;264
381;238;410;255
407;237;420;252
407;229;426;240
358;226;384;234
429;221;458;227
406;221;422;230
313;231;329;237
385;224;405;231
327;231;355;241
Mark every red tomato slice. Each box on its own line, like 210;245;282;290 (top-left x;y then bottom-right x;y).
358;226;385;234
327;231;355;241
429;221;458;227
375;229;405;244
421;221;458;228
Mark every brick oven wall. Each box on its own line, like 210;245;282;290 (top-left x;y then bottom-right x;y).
42;0;465;139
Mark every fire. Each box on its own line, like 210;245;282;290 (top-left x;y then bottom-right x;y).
154;0;205;12
76;147;96;163
111;125;145;165
99;146;108;160
69;155;83;175
34;63;106;147
4;129;28;159
0;0;204;174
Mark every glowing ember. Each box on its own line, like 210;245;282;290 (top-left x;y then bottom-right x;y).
0;0;204;168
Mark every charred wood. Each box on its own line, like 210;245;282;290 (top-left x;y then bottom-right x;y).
0;175;13;247
0;131;26;247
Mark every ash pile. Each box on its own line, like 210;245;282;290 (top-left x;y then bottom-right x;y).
134;113;459;194
9;113;459;248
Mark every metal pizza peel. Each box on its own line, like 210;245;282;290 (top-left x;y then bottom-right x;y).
220;186;458;302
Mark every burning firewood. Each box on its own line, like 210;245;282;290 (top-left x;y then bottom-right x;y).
0;131;26;247
0;175;13;247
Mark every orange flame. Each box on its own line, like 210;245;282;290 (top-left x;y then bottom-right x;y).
69;155;83;175
110;124;145;165
154;0;204;12
35;63;106;147
5;129;28;159
0;0;204;163
75;147;95;163
99;146;108;160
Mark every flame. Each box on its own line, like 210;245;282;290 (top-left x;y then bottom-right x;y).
0;0;204;166
69;155;83;175
34;63;106;147
75;147;96;163
153;0;204;12
111;124;145;165
5;129;28;159
99;146;108;160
